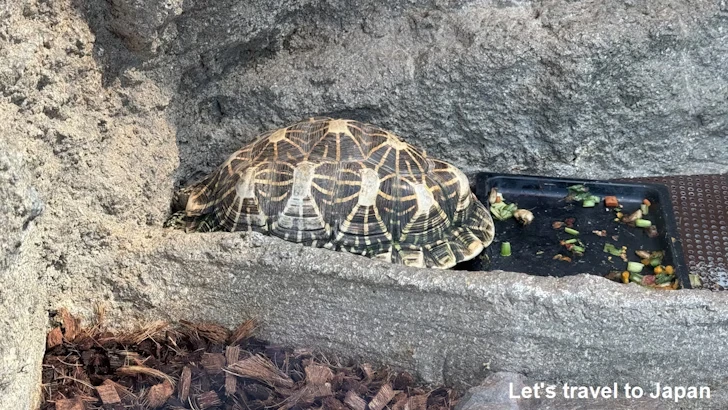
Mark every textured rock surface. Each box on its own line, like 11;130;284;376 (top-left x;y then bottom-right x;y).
1;0;176;405
60;231;728;409
1;0;727;407
88;0;728;181
1;4;47;408
0;138;45;410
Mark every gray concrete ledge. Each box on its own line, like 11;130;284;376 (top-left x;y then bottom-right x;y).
99;229;728;409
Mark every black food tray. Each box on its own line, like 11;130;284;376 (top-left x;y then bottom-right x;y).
458;173;690;289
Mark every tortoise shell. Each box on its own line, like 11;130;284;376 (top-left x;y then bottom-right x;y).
169;117;494;269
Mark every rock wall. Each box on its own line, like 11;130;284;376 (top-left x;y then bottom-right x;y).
0;135;44;409
89;0;727;180
1;0;727;407
1;0;176;405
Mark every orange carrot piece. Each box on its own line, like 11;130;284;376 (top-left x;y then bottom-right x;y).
604;196;619;208
643;199;652;206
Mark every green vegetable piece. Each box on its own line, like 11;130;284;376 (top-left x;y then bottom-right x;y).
490;202;519;221
603;243;623;257
582;200;596;208
490;202;509;220
650;258;662;267
566;185;593;202
655;273;675;285
589;195;600;203
629;272;644;284
635;219;652;228
572;245;585;253
627;262;644;273
689;274;702;288
564;227;579;236
564;239;578;244
567;184;587;193
501;242;512;257
640;204;649;216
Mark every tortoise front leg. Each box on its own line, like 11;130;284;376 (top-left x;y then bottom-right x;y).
164;211;219;233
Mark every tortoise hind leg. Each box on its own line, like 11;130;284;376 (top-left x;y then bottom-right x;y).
164;211;219;232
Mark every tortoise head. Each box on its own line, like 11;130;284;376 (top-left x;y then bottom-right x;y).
171;188;190;213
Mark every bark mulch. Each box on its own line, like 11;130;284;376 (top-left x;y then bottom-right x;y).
42;309;458;410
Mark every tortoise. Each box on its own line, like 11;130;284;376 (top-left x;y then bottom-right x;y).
167;117;494;269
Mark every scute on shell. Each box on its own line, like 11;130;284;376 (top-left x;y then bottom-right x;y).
170;117;494;269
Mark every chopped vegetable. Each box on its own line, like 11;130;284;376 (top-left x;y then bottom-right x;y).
640;203;649;216
689;274;702;288
649;251;664;265
553;254;572;262
629;272;644;284
488;188;498;204
565;185;602;207
655;273;674;285
616;212;624;219
500;242;511;257
622;209;643;223
635;250;651;259
592;230;607;237
641;258;651;265
560;237;585;256
564;217;576;227
490;201;518;221
564;227;579;236
603;243;623;257
643;199;652;206
552;221;564;229
604;196;619;208
635;219;652;228
513;209;535;225
627;262;644;273
610;253;678;289
567;184;587;192
566;184;592;202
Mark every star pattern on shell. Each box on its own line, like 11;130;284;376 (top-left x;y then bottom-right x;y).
167;117;494;269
